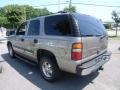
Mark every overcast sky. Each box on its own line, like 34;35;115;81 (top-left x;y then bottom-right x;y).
0;0;120;22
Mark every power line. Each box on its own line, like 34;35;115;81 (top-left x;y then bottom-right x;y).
0;2;120;8
32;3;67;7
75;1;120;4
72;2;120;7
69;0;72;9
31;2;120;8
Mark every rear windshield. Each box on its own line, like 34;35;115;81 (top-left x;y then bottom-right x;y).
73;13;106;36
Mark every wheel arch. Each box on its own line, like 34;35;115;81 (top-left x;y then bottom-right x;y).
37;49;59;67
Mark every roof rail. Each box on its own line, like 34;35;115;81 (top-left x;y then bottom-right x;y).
45;11;67;16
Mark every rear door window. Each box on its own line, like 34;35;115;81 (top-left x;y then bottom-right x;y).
27;19;40;36
45;15;71;36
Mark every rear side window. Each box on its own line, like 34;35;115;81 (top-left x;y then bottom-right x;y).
27;19;40;35
73;13;106;36
45;15;71;36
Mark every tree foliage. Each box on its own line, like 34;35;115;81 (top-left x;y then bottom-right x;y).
112;10;120;36
4;5;25;28
112;11;120;24
64;6;76;13
23;5;51;19
0;17;7;26
0;4;51;29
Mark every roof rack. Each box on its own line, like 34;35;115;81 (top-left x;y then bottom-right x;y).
57;11;67;13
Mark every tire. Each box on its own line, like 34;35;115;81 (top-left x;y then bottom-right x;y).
0;64;3;73
39;54;61;82
8;44;15;58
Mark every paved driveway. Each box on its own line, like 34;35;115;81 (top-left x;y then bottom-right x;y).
0;40;120;90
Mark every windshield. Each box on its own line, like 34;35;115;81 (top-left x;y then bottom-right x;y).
73;13;107;36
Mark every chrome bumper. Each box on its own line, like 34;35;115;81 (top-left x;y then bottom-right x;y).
76;51;111;75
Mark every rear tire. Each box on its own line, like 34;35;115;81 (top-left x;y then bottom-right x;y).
39;54;61;82
8;44;15;58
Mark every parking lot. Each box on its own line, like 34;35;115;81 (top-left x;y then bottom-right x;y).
0;39;120;90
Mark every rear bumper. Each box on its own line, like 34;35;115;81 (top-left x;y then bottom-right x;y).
76;51;111;75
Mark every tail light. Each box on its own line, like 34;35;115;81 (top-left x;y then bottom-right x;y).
71;42;83;61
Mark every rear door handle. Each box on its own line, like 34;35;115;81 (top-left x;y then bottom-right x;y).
34;39;38;43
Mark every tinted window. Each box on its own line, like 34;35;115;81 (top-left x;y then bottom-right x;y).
45;15;71;36
73;13;106;36
27;20;40;35
16;22;27;35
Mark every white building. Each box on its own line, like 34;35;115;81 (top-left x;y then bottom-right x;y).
0;27;6;36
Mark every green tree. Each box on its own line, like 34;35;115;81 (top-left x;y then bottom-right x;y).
64;6;76;13
0;8;8;27
0;5;51;29
23;5;51;19
0;8;5;16
0;17;7;27
112;10;120;36
4;5;25;28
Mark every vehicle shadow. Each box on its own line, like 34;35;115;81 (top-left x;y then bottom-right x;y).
1;53;99;90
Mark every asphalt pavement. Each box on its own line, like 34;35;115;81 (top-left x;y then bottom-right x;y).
0;40;120;90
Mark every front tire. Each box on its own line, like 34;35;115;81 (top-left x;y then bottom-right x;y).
8;44;15;58
0;64;3;73
39;54;61;82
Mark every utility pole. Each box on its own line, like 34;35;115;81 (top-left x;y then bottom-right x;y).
69;0;72;11
58;0;60;11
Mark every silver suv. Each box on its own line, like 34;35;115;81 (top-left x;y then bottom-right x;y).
7;12;111;82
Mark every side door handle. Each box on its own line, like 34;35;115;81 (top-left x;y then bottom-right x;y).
34;39;38;43
21;38;24;42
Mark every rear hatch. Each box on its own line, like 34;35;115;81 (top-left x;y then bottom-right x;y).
73;13;108;62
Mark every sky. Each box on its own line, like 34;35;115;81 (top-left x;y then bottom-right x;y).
0;0;120;22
